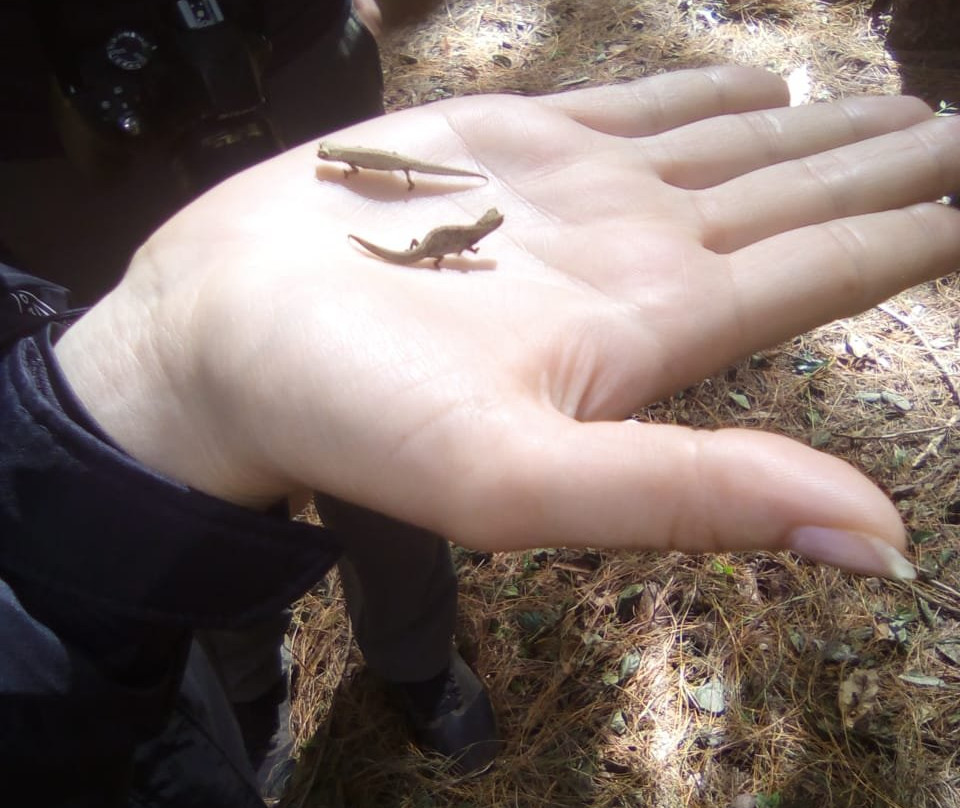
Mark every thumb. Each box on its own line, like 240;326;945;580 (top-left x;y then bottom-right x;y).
454;415;914;580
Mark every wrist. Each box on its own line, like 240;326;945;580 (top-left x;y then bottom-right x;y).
53;284;286;509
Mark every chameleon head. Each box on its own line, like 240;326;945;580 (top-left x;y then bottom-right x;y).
316;141;332;158
480;208;505;228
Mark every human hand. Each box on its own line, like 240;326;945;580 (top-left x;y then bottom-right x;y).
55;67;960;577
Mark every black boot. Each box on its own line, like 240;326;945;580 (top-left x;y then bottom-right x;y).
396;650;502;775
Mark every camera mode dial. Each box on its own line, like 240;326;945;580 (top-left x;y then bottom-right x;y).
105;30;156;71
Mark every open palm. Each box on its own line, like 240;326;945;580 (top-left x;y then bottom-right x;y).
57;67;960;577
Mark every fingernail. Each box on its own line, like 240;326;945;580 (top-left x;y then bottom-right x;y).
788;526;916;580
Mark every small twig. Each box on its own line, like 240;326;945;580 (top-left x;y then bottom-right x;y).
896;580;960;621
834;423;956;441
876;302;960;406
926;578;960;602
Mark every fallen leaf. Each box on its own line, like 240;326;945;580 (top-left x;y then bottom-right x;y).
917;597;938;628
616;584;645;621
690;677;726;715
695;726;725;748
636;581;660;625
619;651;641;683
794;354;830;375
838;669;880;729
581;631;603;647
516;610;553;636
845;334;871;358
899;672;946;687
810;430;832;448
875;621;909;646
881;390;913;411
821;640;858;663
936;641;960;667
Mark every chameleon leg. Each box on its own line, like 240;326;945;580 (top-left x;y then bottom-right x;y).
402;169;415;191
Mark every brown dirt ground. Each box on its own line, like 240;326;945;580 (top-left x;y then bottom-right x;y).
282;2;960;807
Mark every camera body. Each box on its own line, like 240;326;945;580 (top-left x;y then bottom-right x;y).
38;0;281;192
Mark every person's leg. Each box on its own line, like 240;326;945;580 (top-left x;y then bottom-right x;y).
313;493;501;773
320;498;458;681
130;639;268;808
196;612;296;797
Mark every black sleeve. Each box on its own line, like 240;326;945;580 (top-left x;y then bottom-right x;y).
0;270;341;805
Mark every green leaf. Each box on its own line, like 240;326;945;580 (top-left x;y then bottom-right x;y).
729;391;751;410
936;641;960;667
619;651;641;683
917;597;938;628
899;672;946;687
516;611;550;635
609;709;628;736
881;390;913;411
690;677;726;714
601;671;620;686
617;583;645;605
793;354;829;375
810;430;832;448
893;606;918;623
910;530;937;545
581;631;603;647
821;640;858;663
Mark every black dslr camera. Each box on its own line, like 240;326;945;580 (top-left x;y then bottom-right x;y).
38;0;282;193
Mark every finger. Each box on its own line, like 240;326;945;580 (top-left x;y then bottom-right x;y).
700;113;960;252
723;202;960;350
539;65;789;137
648;95;934;189
446;414;914;580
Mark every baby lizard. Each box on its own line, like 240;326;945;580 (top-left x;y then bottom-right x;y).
317;141;487;190
348;208;504;268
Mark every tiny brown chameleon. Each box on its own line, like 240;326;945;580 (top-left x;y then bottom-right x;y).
348;209;504;268
316;142;488;190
